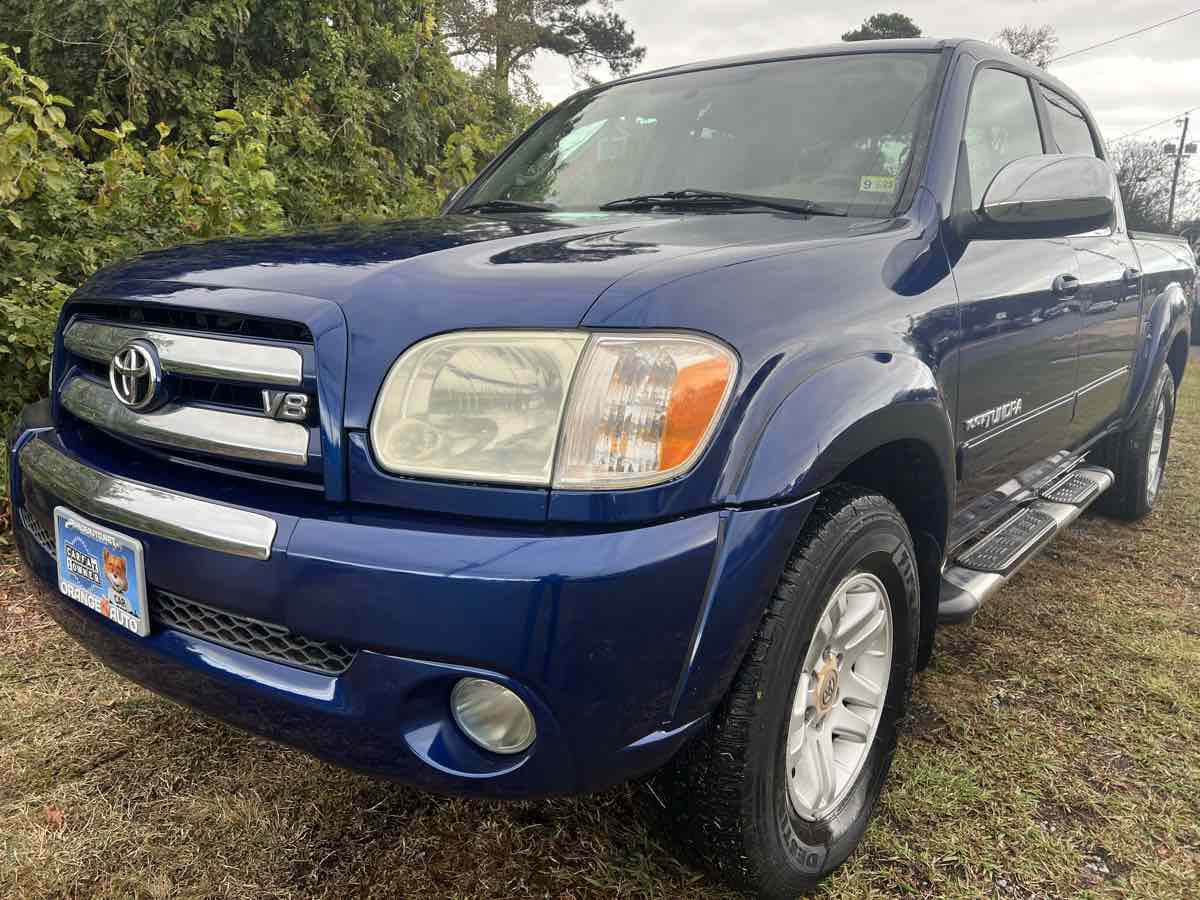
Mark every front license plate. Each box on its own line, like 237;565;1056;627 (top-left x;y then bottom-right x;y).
53;507;150;637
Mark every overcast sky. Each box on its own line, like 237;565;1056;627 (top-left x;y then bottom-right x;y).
528;1;1199;149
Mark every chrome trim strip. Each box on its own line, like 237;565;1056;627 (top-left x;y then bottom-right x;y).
64;320;303;387
1077;365;1130;397
61;377;309;466
963;366;1133;451
962;393;1075;450
18;439;277;560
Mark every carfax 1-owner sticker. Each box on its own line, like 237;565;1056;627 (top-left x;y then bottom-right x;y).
53;507;150;636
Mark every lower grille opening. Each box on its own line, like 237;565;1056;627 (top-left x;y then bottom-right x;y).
18;507;55;558
17;507;349;675
152;590;355;676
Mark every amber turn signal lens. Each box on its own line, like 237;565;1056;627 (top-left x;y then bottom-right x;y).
553;334;738;489
661;357;734;470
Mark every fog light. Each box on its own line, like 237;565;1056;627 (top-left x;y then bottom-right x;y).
450;678;536;754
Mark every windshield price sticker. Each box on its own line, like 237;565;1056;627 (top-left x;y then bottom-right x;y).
859;176;897;193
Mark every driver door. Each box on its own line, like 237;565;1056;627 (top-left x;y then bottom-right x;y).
950;67;1082;520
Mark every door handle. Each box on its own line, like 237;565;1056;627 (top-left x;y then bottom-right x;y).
1052;273;1080;298
1123;267;1141;283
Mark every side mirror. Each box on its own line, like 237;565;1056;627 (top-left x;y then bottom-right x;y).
973;154;1115;239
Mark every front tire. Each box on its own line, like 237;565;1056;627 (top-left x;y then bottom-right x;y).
648;486;920;898
1097;366;1176;521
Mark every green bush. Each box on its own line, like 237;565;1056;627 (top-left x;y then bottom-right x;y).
0;43;292;428
0;31;529;454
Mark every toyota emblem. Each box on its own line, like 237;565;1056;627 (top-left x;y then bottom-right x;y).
109;340;163;410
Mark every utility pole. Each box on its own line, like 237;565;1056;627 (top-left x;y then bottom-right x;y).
1168;114;1189;231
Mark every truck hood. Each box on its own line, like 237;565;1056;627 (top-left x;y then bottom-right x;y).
81;210;875;426
88;210;862;304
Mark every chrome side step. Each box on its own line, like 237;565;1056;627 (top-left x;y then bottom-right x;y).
1040;469;1105;506
938;465;1113;623
956;506;1057;573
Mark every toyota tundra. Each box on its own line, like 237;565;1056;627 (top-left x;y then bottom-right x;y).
9;38;1196;896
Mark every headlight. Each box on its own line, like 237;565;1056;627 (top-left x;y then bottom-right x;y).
369;331;586;485
369;330;737;490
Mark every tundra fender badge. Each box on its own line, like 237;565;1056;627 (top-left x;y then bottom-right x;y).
964;398;1023;434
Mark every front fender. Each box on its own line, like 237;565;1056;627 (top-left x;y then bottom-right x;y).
1124;280;1189;427
664;353;954;725
731;352;956;512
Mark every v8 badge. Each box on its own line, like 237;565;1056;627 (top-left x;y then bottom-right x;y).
262;390;311;422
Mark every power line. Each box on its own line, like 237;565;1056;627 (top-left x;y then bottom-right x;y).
1050;7;1200;63
1114;105;1200;142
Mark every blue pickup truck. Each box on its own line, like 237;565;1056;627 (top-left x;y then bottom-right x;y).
9;38;1196;896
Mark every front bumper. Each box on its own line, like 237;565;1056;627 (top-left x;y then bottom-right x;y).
10;406;815;797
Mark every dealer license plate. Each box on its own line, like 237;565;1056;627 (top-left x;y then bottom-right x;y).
53;507;150;637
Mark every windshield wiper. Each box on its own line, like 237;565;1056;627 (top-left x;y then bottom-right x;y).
459;198;556;214
599;188;846;217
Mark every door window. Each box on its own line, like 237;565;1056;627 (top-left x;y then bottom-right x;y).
1040;87;1099;157
962;69;1044;208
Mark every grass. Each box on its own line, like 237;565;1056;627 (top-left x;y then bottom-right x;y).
3;362;1200;899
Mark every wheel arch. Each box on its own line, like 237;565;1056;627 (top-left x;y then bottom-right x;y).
1167;329;1189;393
1125;280;1190;426
834;439;949;670
732;352;954;545
729;352;955;675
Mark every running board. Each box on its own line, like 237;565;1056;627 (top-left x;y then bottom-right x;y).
938;465;1114;623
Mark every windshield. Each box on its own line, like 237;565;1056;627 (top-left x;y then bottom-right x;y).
466;52;941;215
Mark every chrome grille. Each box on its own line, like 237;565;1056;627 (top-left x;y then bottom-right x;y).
152;590;354;675
61;376;309;466
58;308;321;486
18;507;55;558
66;302;312;343
64;320;304;386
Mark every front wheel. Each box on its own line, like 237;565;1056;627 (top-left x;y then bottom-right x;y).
648;486;920;898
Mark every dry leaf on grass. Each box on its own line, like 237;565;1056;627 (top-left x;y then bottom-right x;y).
43;804;65;830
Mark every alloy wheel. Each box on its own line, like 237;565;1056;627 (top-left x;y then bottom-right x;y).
785;571;893;821
1147;393;1167;503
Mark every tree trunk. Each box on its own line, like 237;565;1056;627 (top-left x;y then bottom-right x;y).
494;0;512;109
